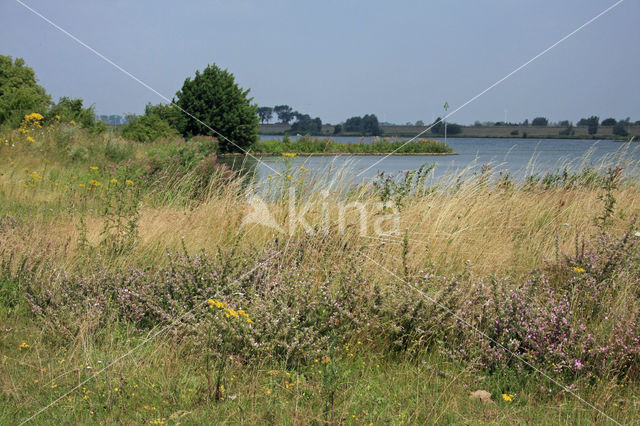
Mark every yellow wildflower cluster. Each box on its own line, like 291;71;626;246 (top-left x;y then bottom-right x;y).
19;341;30;350
21;113;44;129
207;298;253;324
502;393;515;402
282;152;296;157
88;179;101;189
572;266;586;274
126;179;134;186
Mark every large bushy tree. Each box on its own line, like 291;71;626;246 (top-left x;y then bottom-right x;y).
174;64;259;152
0;55;51;128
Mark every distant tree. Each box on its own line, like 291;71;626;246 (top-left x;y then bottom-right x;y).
558;120;571;127
580;116;599;135
634;120;640;126
612;121;629;137
522;119;529;126
343;114;380;135
274;105;295;124
333;124;342;135
531;117;548;126
474;121;482;126
415;120;425;126
601;117;617;126
290;113;322;134
344;116;362;133
257;106;273;124
430;117;461;135
559;124;574;136
361;114;380;135
174;64;259;152
0;55;51;128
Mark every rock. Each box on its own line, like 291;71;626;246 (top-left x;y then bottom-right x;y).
469;390;492;403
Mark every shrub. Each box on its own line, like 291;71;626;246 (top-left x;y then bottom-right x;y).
120;114;178;142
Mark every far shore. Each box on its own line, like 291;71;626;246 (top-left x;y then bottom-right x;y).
221;151;457;157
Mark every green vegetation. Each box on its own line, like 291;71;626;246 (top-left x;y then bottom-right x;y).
1;116;640;423
251;136;453;155
0;55;51;129
174;63;259;152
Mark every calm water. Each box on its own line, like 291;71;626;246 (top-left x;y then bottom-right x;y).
248;136;640;183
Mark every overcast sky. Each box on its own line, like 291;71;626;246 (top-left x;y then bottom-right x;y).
1;0;638;125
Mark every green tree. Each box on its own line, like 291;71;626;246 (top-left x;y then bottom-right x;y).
290;113;322;134
612;121;628;137
143;102;182;128
531;117;548;126
0;55;51;128
601;117;617;126
174;64;259;152
581;116;599;135
274;105;295;124
257;106;273;124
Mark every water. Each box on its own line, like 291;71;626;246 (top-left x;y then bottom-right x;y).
249;135;640;183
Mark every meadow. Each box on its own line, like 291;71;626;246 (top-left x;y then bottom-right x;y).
0;117;639;424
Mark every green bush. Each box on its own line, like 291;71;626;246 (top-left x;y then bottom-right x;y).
120;114;179;143
45;97;96;128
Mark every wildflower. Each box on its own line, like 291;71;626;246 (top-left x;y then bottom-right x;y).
70;120;76;126
572;266;586;274
502;393;515;402
19;341;30;350
55;115;61;121
125;179;134;186
282;152;296;157
110;178;119;184
208;299;225;309
90;166;99;171
26;136;35;143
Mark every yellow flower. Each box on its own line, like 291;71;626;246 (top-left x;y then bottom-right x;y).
90;166;99;171
110;178;119;184
572;266;586;274
26;136;35;143
88;179;101;187
282;152;296;158
55;115;61;121
70;120;76;126
125;179;134;186
19;341;30;349
208;299;225;309
502;393;515;402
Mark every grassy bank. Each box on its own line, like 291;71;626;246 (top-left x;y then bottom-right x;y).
251;136;454;155
1;121;640;424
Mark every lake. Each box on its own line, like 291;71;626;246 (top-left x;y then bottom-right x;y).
242;136;640;183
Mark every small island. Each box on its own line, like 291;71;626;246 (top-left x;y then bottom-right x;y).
236;136;455;156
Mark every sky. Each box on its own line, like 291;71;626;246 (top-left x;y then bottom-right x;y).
1;0;639;125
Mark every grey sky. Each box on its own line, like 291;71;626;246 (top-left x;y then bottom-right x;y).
1;0;638;125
